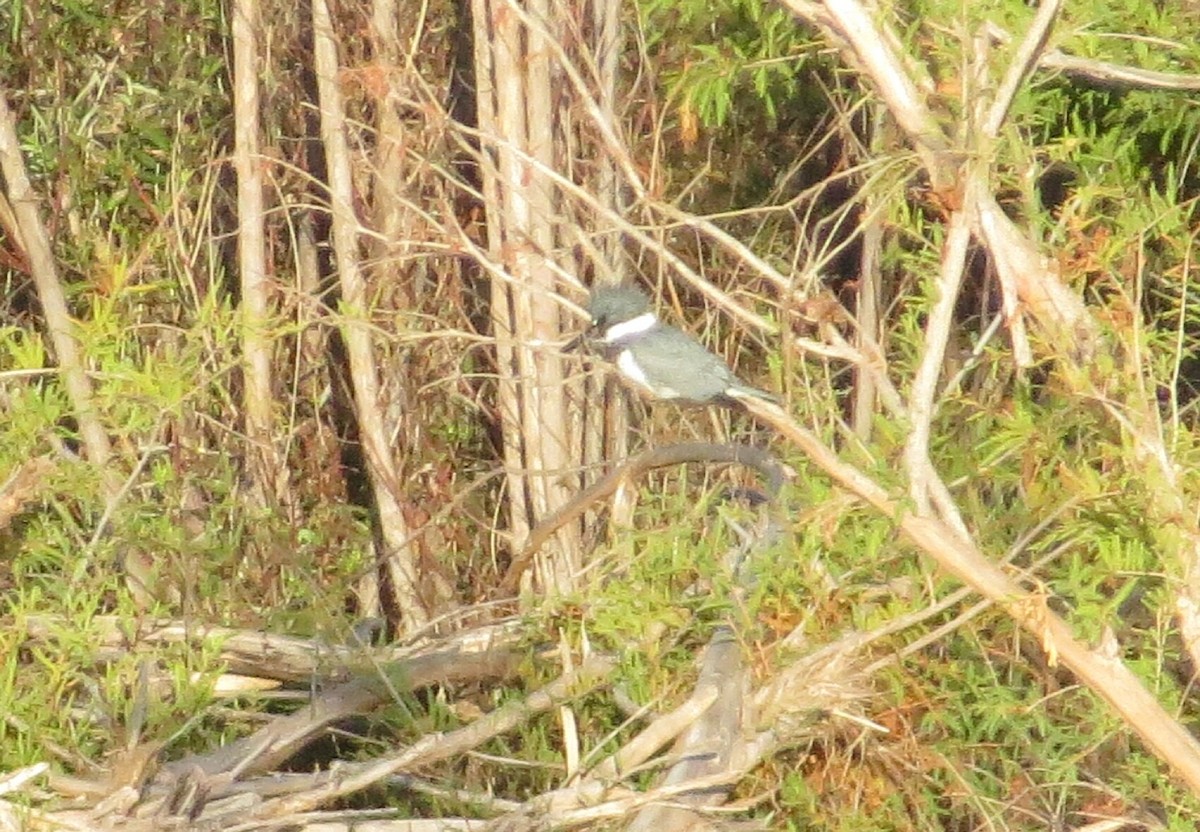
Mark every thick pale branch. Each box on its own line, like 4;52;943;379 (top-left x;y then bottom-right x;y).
232;0;280;507
311;0;427;629
247;655;615;818
626;628;750;832
1043;50;1200;91
975;191;1096;356
0;91;118;499
778;0;954;186
982;21;1200;93
585;689;720;784
497;0;648;202
157;645;522;785
777;0;1096;359
473;0;588;593
740;396;1200;795
24;616;522;688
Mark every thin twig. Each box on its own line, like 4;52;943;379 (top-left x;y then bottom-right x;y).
983;0;1063;137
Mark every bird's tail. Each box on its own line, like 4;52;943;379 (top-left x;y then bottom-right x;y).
725;383;779;405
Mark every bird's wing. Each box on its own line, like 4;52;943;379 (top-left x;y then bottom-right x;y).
630;327;741;400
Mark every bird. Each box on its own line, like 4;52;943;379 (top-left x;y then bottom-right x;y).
577;284;776;407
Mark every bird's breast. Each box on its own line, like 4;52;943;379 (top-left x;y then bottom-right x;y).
616;350;680;399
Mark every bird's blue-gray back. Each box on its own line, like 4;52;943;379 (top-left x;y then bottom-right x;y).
626;324;742;401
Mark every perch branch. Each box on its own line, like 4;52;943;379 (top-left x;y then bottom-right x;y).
498;442;793;594
739;395;1200;795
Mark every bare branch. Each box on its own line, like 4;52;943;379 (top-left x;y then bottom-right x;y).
1043;49;1200;91
902;178;976;524
738;395;1200;795
585;688;720;784
974;191;1096;357
232;0;282;508
311;0;428;629
0;92;118;496
983;0;1063;137
626;627;750;832
243;655;615;819
777;0;955;186
984;21;1200;93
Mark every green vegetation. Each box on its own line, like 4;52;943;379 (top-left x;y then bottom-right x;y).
2;0;1200;827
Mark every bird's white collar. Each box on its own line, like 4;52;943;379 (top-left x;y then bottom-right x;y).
602;312;656;343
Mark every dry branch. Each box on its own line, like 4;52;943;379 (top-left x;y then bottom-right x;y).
902;178;975;525
777;0;954;187
445;121;777;337
0;93;118;499
23;615;522;686
156;643;521;786
609;447;787;832
739;395;1200;794
499;442;793;594
974;191;1096;356
625;628;751;832
1042;50;1200;91
983;0;1062;137
779;0;1098;360
587;688;721;784
624;455;794;832
228;654;615;823
248;818;485;832
22;624;542;828
24;536;879;832
0;88;171;606
471;0;599;594
231;0;283;508
311;0;427;630
981;22;1200;93
766;0;1200;803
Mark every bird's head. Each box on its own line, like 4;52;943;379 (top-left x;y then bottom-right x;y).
585;285;657;345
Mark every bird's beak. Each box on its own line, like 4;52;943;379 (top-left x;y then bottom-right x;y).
562;331;588;353
563;319;601;353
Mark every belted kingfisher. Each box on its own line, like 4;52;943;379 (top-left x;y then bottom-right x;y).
577;284;775;407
